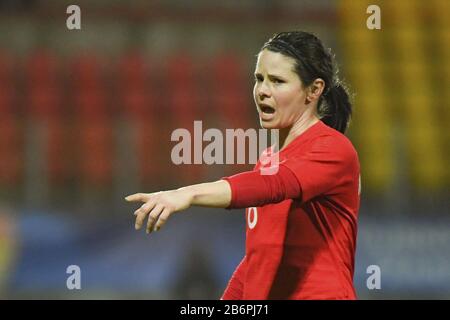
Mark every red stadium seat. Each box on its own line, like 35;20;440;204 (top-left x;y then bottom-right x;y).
0;117;22;186
209;53;255;176
77;121;113;187
121;90;163;184
25;50;61;119
25;50;59;88
0;52;15;116
167;54;200;125
24;51;70;186
210;53;252;129
0;53;21;186
75;90;109;120
28;88;61;120
117;52;149;92
0;86;14;117
165;54;207;183
46;120;70;186
70;53;104;92
70;53;113;188
117;52;153;119
116;52;167;185
0;52;14;86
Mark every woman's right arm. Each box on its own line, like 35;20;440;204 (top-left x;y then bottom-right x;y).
126;165;301;234
180;180;232;208
125;179;232;234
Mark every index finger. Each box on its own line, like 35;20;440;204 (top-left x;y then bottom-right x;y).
125;193;148;202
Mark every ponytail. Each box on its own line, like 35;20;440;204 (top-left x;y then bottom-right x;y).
320;82;352;134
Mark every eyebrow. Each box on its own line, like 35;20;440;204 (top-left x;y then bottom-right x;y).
254;72;286;80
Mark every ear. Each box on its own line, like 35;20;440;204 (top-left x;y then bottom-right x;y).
306;78;325;103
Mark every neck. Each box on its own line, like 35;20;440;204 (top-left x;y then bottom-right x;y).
277;112;320;151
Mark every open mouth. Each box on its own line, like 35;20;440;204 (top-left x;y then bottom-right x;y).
260;104;275;114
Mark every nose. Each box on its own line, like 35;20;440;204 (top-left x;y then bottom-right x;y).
256;80;271;100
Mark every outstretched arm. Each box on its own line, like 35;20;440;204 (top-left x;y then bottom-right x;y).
125;180;232;234
125;165;301;234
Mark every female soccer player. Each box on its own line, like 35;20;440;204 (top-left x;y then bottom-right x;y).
125;31;360;300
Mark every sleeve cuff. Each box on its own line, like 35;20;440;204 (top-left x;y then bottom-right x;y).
221;177;235;210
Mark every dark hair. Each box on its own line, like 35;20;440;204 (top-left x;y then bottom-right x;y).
261;31;352;133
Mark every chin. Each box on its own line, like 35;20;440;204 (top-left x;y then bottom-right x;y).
259;120;280;130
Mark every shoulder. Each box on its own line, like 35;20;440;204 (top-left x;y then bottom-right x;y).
305;124;358;162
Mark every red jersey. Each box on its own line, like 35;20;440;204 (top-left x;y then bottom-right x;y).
222;120;360;299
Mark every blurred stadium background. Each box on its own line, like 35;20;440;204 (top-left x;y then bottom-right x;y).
0;0;448;299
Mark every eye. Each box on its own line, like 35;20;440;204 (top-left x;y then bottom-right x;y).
254;75;263;82
272;78;284;84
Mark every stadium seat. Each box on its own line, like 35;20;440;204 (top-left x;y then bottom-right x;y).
117;51;149;92
210;53;252;129
77;121;113;187
70;53;104;92
339;19;395;193
24;51;71;186
167;54;199;124
0;117;22;186
0;53;22;187
70;54;113;188
116;52;164;186
166;54;205;183
25;50;59;89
